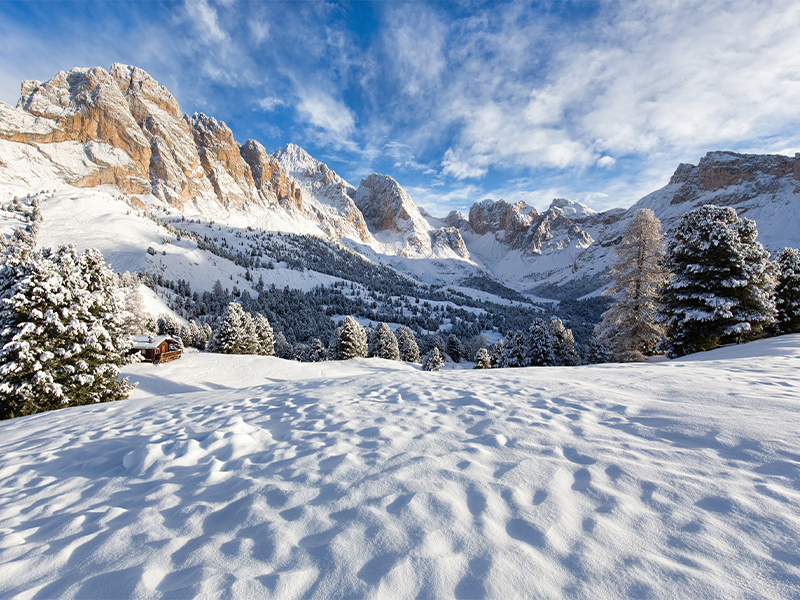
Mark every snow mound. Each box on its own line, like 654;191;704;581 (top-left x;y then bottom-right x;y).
0;337;799;598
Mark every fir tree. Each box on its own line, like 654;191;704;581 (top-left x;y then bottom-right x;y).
335;316;368;360
304;338;327;362
422;347;444;371
595;209;668;361
211;302;247;354
583;336;613;364
498;330;528;368
474;347;492;369
550;317;580;366
527;318;555;366
240;312;258;354
376;322;400;360
396;326;420;363
0;244;134;419
661;205;776;357
775;247;800;334
446;334;464;363
253;313;275;355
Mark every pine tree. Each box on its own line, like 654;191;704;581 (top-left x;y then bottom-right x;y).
595;209;668;361
550;317;580;366
775;247;800;334
498;330;528;368
474;347;492;369
304;338;327;362
446;334;464;363
376;322;400;360
335;316;367;360
211;302;247;354
661;205;776;357
253;313;275;355
422;347;444;371
583;336;613;364
396;326;420;363
0;244;134;419
527;318;555;366
240;312;258;354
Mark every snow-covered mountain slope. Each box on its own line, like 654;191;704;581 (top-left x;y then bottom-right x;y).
1;336;799;598
2;64;800;302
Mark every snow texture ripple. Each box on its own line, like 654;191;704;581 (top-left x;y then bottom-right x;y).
0;337;799;598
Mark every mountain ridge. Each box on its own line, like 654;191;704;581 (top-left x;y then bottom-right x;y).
1;64;799;301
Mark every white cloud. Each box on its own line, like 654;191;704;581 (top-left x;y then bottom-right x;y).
184;0;228;43
255;96;284;112
597;156;615;168
296;90;357;149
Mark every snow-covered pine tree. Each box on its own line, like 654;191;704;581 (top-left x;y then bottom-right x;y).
775;247;800;334
661;205;776;357
211;302;247;354
376;322;400;360
364;326;378;357
0;244;134;419
488;340;504;368
335;316;368;360
498;330;528;368
550;317;581;366
583;336;613;364
422;347;444;371
595;208;668;361
446;334;464;363
396;326;420;363
526;318;555;366
253;313;275;355
304;338;327;362
240;312;258;355
474;347;492;369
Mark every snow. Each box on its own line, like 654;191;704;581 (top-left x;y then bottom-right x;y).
1;336;799;598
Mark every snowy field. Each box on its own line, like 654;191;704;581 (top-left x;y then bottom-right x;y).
1;337;799;599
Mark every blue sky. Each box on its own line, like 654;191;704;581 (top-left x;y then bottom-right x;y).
2;1;799;216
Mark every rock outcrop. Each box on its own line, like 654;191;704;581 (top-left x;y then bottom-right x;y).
355;173;469;258
466;198;592;255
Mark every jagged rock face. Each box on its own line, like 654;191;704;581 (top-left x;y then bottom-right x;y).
240;139;302;210
16;67;152;180
431;227;470;258
274;143;371;242
468;199;536;241
355;173;432;256
466;198;593;256
110;64;213;207
665;151;800;209
188;113;262;210
443;210;473;233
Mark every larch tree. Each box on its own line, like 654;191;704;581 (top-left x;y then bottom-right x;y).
595;208;668;362
660;205;775;357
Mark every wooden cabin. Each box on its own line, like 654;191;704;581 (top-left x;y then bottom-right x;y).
131;335;182;364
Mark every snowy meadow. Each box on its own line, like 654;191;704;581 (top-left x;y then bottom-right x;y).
1;337;799;599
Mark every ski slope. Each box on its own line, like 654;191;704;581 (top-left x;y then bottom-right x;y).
1;337;799;598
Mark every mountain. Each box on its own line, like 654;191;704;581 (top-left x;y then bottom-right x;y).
2;64;799;305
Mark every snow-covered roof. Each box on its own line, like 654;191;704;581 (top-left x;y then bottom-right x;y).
131;335;178;350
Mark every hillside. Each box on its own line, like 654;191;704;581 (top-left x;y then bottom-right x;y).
0;336;798;598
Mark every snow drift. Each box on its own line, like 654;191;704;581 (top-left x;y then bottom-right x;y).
1;337;799;598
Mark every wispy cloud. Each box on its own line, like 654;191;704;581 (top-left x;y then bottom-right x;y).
184;0;228;43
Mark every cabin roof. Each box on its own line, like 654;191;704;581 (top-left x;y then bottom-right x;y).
131;335;179;350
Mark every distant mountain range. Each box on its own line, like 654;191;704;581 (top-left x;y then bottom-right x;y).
1;64;799;301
